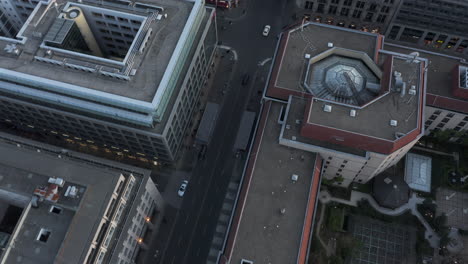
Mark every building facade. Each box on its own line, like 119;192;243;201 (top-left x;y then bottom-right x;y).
0;0;217;164
386;0;468;56
298;0;468;57
299;0;401;32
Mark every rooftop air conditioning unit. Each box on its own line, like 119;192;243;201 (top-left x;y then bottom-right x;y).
323;105;332;112
304;53;311;59
328;42;334;48
350;109;356;117
291;174;298;182
390;120;398;127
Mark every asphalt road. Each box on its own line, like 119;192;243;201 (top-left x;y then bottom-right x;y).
158;1;295;263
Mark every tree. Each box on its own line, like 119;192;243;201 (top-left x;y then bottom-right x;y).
439;233;454;249
434;215;449;236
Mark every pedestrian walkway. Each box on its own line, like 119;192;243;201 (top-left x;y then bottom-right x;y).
319;190;440;248
315;204;333;257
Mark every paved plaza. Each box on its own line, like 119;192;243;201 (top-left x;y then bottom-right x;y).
436;188;468;230
349;215;416;264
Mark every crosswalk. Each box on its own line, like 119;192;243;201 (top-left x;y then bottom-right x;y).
206;181;239;264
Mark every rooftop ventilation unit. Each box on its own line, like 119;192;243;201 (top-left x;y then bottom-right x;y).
323;105;332;112
304;53;311;59
350;109;357;117
390;120;398;127
327;42;334;48
408;85;417;95
291;174;299;182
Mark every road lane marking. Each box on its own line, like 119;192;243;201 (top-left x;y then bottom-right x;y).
258;57;272;66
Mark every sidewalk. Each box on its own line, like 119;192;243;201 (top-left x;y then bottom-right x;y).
319;190;440;248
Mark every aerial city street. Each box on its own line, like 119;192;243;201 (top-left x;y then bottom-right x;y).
0;0;467;263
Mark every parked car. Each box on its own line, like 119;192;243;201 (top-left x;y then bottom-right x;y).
178;180;188;197
262;25;271;36
198;145;207;160
241;74;250;85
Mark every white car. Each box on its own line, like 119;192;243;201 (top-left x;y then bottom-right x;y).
178;180;188;197
262;25;271;37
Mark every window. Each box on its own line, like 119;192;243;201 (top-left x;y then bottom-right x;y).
434;110;442;115
446;113;454;118
356;1;365;8
304;1;313;9
343;160;348;163
329;5;337;14
376;14;386;23
343;0;352;6
317;3;325;13
352;10;362;18
340;8;349;16
442;118;450;123
364;12;374;21
37;228;51;242
50;206;62;214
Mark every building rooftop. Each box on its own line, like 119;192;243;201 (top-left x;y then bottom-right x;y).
405;153;432;193
307;54;422;141
282;96;367;157
230;101;319;264
0;0;193;102
272;23;379;94
0;132;150;264
385;43;468;113
267;23;426;154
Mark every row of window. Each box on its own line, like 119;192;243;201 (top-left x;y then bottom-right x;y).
0;101;171;160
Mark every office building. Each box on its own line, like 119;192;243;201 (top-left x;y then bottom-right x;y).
265;22;426;187
0;132;164;264
301;0;401;33
299;0;468;57
0;0;217;164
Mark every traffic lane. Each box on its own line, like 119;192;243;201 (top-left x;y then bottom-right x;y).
184;53;260;264
160;53;242;264
180;86;245;263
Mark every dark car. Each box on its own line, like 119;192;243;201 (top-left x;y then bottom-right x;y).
198;145;207;160
241;74;250;86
